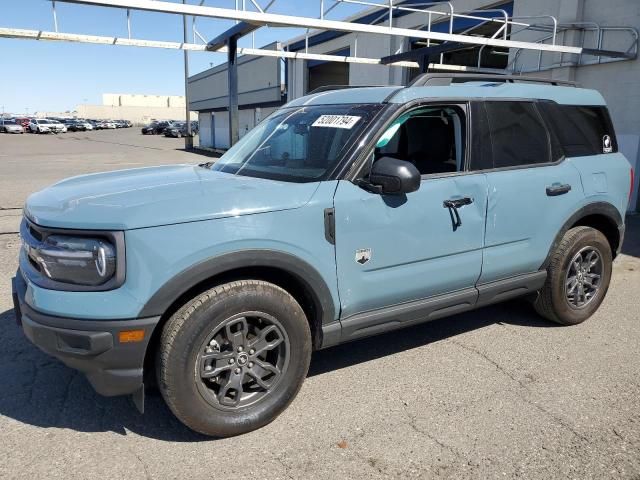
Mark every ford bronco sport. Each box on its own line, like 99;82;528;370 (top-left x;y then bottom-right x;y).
12;74;633;437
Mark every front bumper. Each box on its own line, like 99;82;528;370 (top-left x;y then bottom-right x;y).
12;271;160;397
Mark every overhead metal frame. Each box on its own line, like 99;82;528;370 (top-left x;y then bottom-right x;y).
56;0;587;55
2;0;638;147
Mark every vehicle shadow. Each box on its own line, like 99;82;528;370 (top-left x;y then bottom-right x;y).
0;301;553;442
621;214;640;258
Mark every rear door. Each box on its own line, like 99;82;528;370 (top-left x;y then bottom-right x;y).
471;101;584;284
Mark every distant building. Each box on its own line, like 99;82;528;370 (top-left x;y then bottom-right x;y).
76;93;196;125
188;42;285;149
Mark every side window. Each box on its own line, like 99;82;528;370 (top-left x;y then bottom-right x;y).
538;103;617;157
374;105;466;176
485;102;551;168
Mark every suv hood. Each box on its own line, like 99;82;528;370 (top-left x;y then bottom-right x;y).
25;165;320;230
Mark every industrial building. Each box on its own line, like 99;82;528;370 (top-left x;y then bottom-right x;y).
187;0;640;210
188;42;285;149
76;93;196;125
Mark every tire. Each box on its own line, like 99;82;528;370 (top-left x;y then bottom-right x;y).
534;226;612;325
157;280;312;437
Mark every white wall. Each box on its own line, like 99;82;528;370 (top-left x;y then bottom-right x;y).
213;112;230;150
198;112;213;148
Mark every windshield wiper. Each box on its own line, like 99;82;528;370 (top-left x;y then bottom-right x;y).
198;161;216;169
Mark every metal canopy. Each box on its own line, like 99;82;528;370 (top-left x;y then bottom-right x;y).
57;0;587;55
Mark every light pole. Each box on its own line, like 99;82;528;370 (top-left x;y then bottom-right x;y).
183;0;193;149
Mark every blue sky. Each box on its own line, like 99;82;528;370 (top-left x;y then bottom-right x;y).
0;0;364;115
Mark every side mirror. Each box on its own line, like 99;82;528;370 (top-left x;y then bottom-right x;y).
368;156;421;195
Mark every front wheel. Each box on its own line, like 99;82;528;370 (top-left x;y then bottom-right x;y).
157;280;311;437
534;226;612;325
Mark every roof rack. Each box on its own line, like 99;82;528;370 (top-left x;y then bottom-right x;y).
409;73;579;88
308;85;388;94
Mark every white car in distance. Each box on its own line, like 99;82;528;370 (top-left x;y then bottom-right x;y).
29;118;59;134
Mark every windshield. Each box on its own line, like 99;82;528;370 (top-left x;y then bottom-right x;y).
212;104;382;182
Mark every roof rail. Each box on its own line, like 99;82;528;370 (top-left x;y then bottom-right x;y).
308;85;387;94
409;73;579;88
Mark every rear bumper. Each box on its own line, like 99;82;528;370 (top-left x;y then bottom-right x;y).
12;272;160;397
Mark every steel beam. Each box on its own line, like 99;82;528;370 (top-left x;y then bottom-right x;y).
183;0;193;149
207;21;259;52
227;37;240;147
0;28;420;67
57;0;585;55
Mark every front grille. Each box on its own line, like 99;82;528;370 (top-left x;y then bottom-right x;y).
29;225;43;241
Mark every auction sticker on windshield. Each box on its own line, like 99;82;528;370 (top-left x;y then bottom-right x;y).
312;115;361;129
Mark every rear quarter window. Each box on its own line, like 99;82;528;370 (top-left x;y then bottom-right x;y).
538;103;617;157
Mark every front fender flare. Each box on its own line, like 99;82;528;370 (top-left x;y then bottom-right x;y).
137;249;336;327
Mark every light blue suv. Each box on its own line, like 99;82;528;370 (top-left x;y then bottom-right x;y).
12;74;633;437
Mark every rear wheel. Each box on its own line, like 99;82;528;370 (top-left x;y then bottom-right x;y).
157;280;311;437
534;226;612;325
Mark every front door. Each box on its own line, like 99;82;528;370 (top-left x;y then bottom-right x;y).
332;104;488;327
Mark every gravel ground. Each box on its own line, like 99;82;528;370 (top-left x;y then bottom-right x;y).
0;130;639;479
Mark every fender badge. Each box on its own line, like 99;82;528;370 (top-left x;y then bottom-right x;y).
355;248;372;265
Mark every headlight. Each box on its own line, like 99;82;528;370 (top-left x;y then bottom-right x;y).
20;219;125;291
30;235;117;286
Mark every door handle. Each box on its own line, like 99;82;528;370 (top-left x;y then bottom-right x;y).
443;197;474;209
546;183;571;196
443;197;473;231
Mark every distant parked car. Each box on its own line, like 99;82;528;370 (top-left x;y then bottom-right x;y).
63;120;86;132
98;121;117;129
29;118;58;134
155;121;172;134
79;120;94;131
14;118;31;129
142;121;172;135
141;122;158;135
164;121;199;137
1;119;25;134
48;120;67;133
164;122;187;137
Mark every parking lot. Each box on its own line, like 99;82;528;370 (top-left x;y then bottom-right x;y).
0;129;639;479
